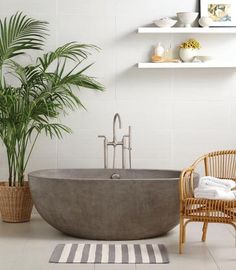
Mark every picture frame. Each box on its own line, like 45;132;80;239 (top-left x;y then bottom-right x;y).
200;0;236;26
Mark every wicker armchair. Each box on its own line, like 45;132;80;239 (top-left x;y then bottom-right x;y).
179;150;236;254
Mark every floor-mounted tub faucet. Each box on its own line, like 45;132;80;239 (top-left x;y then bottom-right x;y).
98;113;132;169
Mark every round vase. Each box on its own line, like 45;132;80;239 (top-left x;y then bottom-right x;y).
179;48;198;62
199;16;213;28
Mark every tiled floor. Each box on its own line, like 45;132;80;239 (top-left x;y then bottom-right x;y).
0;214;235;270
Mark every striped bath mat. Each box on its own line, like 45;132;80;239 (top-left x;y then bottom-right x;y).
50;243;169;264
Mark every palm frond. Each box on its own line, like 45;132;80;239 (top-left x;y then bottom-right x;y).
0;12;48;65
58;71;104;91
6;60;43;87
38;42;99;71
28;122;71;139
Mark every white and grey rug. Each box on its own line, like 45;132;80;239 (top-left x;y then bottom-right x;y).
50;243;169;264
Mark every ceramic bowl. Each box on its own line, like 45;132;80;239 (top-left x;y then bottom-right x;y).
199;16;213;27
177;12;199;27
154;18;177;28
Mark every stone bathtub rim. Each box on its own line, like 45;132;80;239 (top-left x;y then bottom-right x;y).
28;168;181;181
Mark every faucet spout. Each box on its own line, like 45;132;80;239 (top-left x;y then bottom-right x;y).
113;113;122;142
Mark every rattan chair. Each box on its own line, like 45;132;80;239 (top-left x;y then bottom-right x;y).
179;150;236;254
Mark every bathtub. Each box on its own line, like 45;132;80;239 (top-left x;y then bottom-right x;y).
29;169;181;240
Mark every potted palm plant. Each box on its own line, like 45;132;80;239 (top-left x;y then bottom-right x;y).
0;12;103;222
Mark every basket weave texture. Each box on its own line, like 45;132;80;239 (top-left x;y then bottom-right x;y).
0;182;33;223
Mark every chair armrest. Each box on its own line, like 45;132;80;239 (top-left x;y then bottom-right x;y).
180;155;206;201
180;167;195;201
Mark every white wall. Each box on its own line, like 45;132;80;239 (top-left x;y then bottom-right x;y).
1;0;236;177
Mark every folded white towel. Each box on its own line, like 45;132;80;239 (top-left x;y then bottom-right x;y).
194;187;236;200
198;176;236;191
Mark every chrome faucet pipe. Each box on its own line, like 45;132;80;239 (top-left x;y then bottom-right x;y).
113;113;122;143
128;126;132;168
112;113;122;168
113;146;116;169
122;137;125;169
98;135;108;168
122;126;132;169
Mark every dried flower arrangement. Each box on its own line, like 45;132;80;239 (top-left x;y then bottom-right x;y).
180;39;201;49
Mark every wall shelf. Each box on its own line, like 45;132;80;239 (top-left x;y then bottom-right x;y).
138;62;236;69
138;27;236;34
137;27;236;70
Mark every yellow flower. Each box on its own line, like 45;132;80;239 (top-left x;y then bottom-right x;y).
180;39;201;49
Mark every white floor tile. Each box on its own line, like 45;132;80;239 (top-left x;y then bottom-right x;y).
95;265;135;270
0;215;235;270
136;264;218;270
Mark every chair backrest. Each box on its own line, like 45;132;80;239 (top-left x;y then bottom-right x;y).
180;150;236;201
204;150;236;180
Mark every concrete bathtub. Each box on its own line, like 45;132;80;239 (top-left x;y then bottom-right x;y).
29;169;181;240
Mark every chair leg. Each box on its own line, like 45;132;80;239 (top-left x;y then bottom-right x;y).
201;222;208;242
179;215;184;254
182;222;186;244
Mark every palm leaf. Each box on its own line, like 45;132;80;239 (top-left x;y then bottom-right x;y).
38;42;99;71
0;12;48;65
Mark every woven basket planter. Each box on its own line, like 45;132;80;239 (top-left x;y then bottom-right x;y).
0;182;33;223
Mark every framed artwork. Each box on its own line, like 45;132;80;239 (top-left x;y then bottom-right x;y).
200;0;236;26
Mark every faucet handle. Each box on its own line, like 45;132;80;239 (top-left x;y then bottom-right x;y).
122;126;132;149
98;135;106;139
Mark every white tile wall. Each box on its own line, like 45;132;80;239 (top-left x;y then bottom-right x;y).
1;0;236;177
0;0;57;15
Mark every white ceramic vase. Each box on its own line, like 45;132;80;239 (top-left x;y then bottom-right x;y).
199;16;213;27
179;48;198;62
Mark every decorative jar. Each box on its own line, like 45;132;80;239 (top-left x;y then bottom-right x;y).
179;48;198;62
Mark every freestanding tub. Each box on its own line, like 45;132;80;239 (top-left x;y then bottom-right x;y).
29;169;181;240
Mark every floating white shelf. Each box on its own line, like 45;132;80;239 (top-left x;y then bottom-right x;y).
138;27;236;34
138;62;236;69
